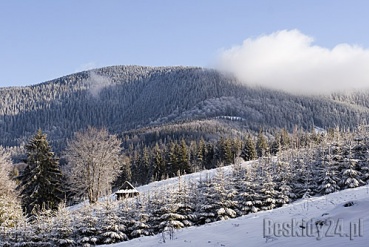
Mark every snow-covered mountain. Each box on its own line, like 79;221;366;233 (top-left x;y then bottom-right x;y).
1;65;369;152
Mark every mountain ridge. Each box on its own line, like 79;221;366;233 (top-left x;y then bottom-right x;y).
1;65;369;152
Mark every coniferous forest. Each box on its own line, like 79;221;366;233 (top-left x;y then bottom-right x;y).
2;66;369;246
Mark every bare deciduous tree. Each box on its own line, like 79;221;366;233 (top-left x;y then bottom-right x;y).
0;146;24;227
0;147;14;196
64;127;121;203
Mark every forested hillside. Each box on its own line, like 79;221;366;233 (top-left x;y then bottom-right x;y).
1;65;369;152
3;128;369;246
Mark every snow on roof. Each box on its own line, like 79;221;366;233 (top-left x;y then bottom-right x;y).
115;181;139;194
115;188;139;194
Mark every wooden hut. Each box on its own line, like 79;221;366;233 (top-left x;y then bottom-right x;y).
115;181;139;200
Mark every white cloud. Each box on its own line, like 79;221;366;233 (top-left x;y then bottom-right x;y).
86;71;112;98
218;29;369;94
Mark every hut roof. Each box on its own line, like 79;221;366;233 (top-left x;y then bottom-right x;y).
115;181;139;194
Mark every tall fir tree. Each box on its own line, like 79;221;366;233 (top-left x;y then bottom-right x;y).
167;141;183;177
256;129;269;157
240;135;257;161
218;137;233;166
139;147;151;184
152;143;165;181
178;139;191;175
204;143;216;169
17;129;64;216
280;129;291;148
196;138;206;170
270;133;281;155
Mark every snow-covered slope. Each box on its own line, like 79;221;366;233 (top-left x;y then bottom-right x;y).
69;160;251;211
102;185;369;247
135;161;243;194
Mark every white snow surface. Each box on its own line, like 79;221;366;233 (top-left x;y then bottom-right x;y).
100;187;369;247
94;162;369;247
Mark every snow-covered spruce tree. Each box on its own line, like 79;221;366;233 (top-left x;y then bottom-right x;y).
0;146;24;228
147;188;173;233
195;174;217;224
129;217;151;239
245;163;264;213
319;168;341;194
97;202;128;245
232;164;259;215
352;141;369;183
273;156;293;185
240;135;257;161
50;206;76;246
64;127;122;204
358;157;369;183
259;170;278;211
197;169;237;222
240;160;266;213
186;176;206;224
75;205;100;246
273;158;294;206
317;148;340;195
169;176;195;227
289;148;317;198
276;182;293;207
340;159;364;189
28;208;54;244
151;178;194;238
124;195;151;239
157;197;186;236
17;129;64;216
1;221;33;246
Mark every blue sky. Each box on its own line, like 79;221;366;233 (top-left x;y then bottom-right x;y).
1;0;369;87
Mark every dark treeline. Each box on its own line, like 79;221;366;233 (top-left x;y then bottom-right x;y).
115;126;325;188
117;136;242;187
1;65;369;154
